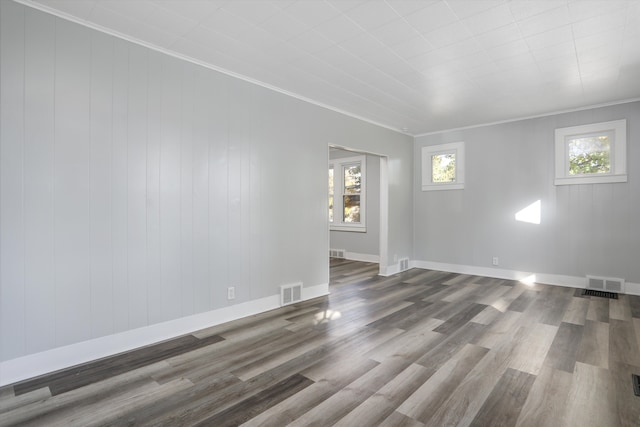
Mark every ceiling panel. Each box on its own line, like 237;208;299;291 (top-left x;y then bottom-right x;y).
25;0;640;135
461;3;514;35
404;2;459;33
369;18;421;47
154;0;225;22
200;8;253;38
222;0;280;25
283;0;340;27
446;0;505;19
258;11;311;41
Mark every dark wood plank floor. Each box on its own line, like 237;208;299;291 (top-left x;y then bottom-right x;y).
2;259;640;426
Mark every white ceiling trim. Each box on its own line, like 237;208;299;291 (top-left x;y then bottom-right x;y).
14;0;413;137
414;97;640;138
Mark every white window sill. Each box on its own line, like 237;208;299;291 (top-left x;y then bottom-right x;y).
422;183;464;191
330;224;367;233
554;174;627;186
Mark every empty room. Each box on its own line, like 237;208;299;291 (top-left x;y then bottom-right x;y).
1;0;640;425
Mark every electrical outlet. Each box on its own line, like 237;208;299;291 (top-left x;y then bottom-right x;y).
492;257;499;266
227;287;235;300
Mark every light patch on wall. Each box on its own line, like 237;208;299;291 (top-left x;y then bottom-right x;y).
515;200;541;225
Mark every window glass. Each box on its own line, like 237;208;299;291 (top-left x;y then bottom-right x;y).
329;155;366;231
432;153;456;183
328;167;334;222
568;135;611;175
343;195;360;223
343;165;361;194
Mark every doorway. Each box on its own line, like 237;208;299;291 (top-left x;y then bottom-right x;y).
328;145;388;276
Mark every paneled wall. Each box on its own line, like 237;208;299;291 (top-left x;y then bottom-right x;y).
414;101;640;284
0;2;413;364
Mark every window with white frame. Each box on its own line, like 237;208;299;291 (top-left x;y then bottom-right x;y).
421;141;465;191
329;155;366;232
554;119;627;185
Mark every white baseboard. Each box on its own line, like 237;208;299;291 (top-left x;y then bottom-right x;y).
411;260;640;295
379;263;399;276
302;282;330;300
625;281;640;296
345;252;379;263
0;283;329;387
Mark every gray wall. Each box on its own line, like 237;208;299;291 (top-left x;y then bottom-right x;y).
329;148;380;257
0;2;413;362
414;101;640;283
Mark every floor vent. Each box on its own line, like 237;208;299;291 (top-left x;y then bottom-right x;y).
633;374;640;397
586;275;625;293
329;249;345;258
582;289;619;299
398;258;409;272
281;282;302;306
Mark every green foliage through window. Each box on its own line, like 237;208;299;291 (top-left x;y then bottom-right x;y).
432;153;456;183
328;168;334;222
568;135;611;175
343;165;361;222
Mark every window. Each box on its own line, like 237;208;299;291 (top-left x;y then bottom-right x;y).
554;119;627;185
422;141;465;191
329;155;366;232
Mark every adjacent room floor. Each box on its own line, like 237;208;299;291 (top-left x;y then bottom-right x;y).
2;259;640;426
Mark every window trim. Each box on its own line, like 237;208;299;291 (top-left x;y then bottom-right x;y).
329;155;366;233
554;119;627;185
421;141;465;191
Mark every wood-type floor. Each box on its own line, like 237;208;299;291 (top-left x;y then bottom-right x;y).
2;259;640;426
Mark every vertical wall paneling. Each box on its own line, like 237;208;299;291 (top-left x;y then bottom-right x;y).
54;19;92;346
613;183;633;277
240;91;253;301
111;39;129;333
553;185;570;274
89;31;115;338
159;56;182;321
180;62;195;316
207;73;229;309
24;8;56;353
254;95;278;297
249;101;262;302
146;51;163;325
591;185;612;275
127;44;149;329
574;185;593;275
227;81;247;303
0;1;26;360
192;68;212;314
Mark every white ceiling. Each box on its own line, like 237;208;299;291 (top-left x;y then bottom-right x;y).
23;0;640;135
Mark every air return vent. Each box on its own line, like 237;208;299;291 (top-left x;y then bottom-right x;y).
586;275;625;294
582;289;618;299
398;258;410;272
330;249;345;258
281;282;302;306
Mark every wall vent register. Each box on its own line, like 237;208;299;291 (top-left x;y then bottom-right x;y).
586;275;625;294
329;249;345;258
280;283;302;306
